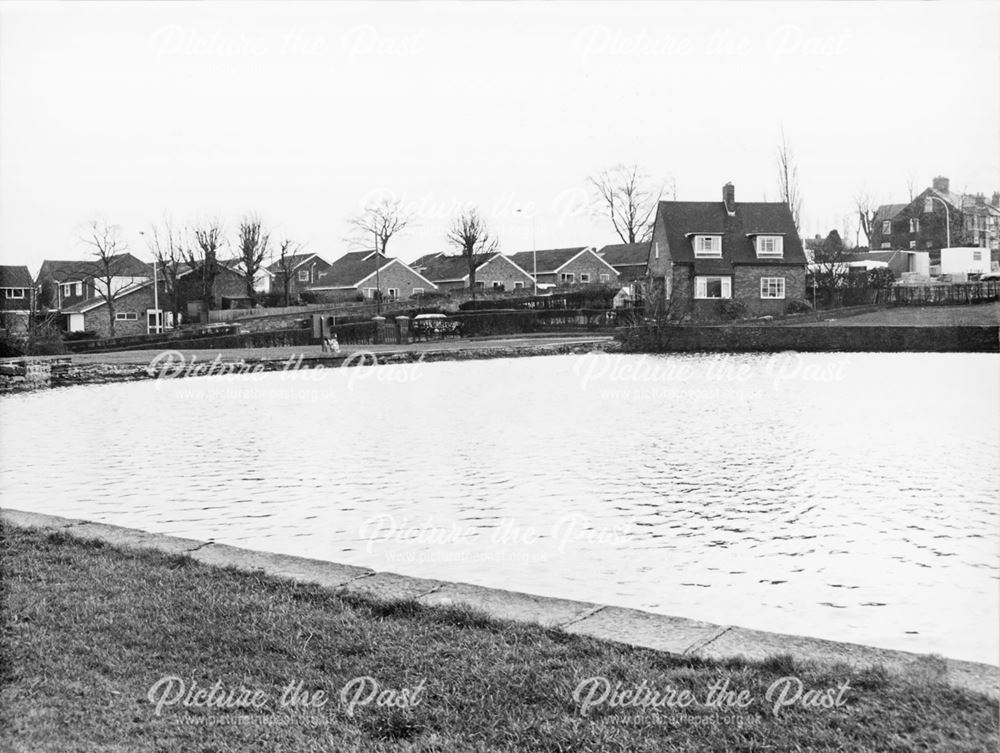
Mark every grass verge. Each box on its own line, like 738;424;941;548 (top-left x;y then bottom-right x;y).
1;525;996;752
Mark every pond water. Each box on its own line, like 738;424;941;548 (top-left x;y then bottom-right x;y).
1;352;996;664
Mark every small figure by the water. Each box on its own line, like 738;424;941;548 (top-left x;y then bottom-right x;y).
322;335;340;355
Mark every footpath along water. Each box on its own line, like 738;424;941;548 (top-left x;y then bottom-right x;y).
0;352;996;664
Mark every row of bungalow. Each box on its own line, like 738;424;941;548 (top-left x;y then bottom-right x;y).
2;181;813;336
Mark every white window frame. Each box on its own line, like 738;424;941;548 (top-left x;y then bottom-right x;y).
115;311;139;321
412;287;424;295
363;287;376;298
4;288;25;299
297;269;310;282
513;281;524;289
386;287;399;299
694;235;722;258
694;276;732;299
492;281;503;290
760;277;786;299
909;218;920;233
560;272;575;283
755;236;783;258
882;220;891;234
580;273;591;283
599;273;610;283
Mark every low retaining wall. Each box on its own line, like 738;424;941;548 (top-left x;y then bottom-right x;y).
621;325;999;353
2;508;996;699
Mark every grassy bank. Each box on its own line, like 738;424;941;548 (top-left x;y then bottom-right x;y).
1;525;996;752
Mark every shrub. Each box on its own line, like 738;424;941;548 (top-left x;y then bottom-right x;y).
785;299;813;314
716;299;747;320
63;330;99;341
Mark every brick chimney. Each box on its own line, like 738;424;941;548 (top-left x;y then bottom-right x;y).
932;176;950;193
975;193;985;206
722;182;735;216
992;192;999;208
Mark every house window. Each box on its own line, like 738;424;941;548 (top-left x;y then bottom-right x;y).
363;287;376;298
491;281;504;290
297;270;310;282
755;236;783;258
4;288;25;299
760;277;786;299
412;287;424;295
882;220;891;234
909;241;916;249
694;236;721;258
115;312;139;321
474;281;485;289
599;274;610;283
694;276;732;299
881;242;891;249
560;273;575;283
61;282;82;298
580;273;591;283
909;218;920;233
386;288;399;299
513;281;524;289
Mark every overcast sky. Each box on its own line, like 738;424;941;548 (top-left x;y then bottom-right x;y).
2;1;998;274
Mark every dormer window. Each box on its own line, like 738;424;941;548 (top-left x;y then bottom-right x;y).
755;236;784;258
693;235;722;258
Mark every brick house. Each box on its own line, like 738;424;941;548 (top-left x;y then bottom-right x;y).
596;243;649;283
508;247;619;288
647;183;807;320
61;279;167;337
266;253;331;303
36;253;151;312
175;259;253;321
307;250;437;302
869;176;1000;254
0;265;36;332
412;252;534;292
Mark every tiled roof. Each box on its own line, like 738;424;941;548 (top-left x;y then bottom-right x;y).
597;243;649;267
873;204;908;223
314;251;393;288
656;201;807;268
509;247;589;273
0;265;33;288
38;253;152;281
412;252;445;269
265;253;321;274
418;254;492;282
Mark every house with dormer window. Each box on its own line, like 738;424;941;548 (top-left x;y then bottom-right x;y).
646;182;807;319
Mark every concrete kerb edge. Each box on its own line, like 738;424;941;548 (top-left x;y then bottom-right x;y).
3;508;997;699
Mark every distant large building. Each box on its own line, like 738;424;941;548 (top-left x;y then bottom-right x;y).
868;176;1000;253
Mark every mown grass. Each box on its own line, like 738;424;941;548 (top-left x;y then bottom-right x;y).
1;525;996;752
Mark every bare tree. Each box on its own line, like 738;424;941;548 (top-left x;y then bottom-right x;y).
184;219;225;318
775;130;802;234
82;219;131;337
446;208;499;300
236;214;270;307
854;191;879;248
588;163;663;244
811;229;851;308
905;173;918;202
347;197;413;255
274;239;302;306
146;217;185;329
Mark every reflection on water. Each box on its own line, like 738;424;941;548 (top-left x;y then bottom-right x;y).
1;352;997;664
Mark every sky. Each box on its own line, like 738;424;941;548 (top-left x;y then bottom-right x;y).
1;1;998;275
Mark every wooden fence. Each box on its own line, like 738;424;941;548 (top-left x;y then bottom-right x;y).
889;281;1000;305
